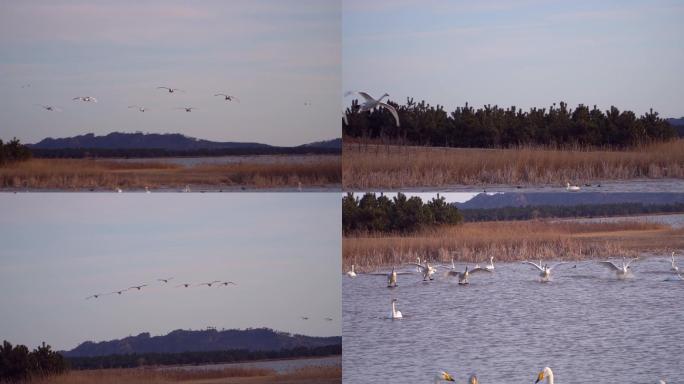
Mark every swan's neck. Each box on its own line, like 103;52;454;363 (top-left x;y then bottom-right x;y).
351;265;354;272
391;302;396;315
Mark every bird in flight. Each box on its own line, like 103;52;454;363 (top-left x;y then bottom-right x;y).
110;289;128;295
174;107;197;112
128;284;148;291
198;281;221;287
73;96;98;103
175;283;192;288
157;277;174;283
301;316;309;320
35;104;61;112
128;105;148;112
344;91;400;127
217;281;236;287
157;87;183;93
214;93;239;102
85;294;104;300
324;317;333;321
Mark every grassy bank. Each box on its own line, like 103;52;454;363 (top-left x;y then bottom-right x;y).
31;365;341;384
342;140;684;189
343;220;684;271
0;156;341;190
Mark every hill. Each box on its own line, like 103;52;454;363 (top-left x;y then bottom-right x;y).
62;328;341;358
666;117;684;137
456;192;684;210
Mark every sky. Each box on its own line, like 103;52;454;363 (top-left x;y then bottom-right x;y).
343;0;684;118
0;193;341;351
0;0;341;146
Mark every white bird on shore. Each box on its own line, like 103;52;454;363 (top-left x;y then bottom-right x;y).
157;86;183;94
409;260;437;281
345;91;400;127
346;265;357;278
128;105;148;112
434;371;455;382
175;107;197;112
484;256;495;271
35;104;62;112
214;93;239;102
523;260;568;282
670;252;679;273
73;96;97;103
598;257;638;279
566;182;580;191
446;265;491;285
390;298;402;319
535;367;555;384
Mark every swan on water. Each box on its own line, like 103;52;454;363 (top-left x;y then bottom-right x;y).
523;260;568;282
484;256;495;271
566;182;580;191
345;91;400;127
115;187;123;193
370;266;412;287
346;265;357;278
446;265;491;285
670;252;679;273
535;367;554;384
434;371;455;382
145;186;151;193
390;298;402;319
597;257;638;279
73;96;97;103
409;260;437;281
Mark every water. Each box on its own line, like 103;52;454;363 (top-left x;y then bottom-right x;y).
160;355;340;374
561;213;684;229
342;256;683;383
104;154;338;167
392;178;684;193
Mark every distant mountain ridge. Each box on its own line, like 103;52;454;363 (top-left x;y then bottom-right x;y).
62;328;341;358
457;192;684;210
29;132;341;151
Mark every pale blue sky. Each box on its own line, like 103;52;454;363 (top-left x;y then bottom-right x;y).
0;1;341;146
0;193;341;351
343;0;684;117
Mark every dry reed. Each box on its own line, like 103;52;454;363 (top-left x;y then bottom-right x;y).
343;220;684;271
342;140;684;189
0;156;340;190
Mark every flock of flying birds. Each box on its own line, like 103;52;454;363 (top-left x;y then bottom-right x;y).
33;86;243;113
345;252;681;383
85;277;236;300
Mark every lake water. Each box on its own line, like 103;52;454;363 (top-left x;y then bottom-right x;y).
342;255;683;383
160;355;340;374
105;154;339;167
560;213;684;229
393;178;684;193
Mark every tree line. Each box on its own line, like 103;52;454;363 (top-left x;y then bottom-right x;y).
343;99;677;148
31;146;340;159
460;202;684;222
66;344;341;370
0;138;32;166
343;193;463;235
0;341;67;382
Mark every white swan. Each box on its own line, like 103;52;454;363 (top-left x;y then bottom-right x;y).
128;105;148;112
598;257;638;279
345;91;400;127
214;93;239;102
370;266;412;287
434;371;455;382
484;256;495;271
390;298;402;319
566;182;580;191
535;367;554;384
175;107;197;112
115;187;123;193
446;265;491;285
346;265;357;278
409;260;437;281
145;186;151;194
157;86;183;93
73;96;97;103
183;185;191;193
670;252;679;273
523;260;568;282
35;104;62;112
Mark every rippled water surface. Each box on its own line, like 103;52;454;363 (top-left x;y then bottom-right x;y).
343;256;683;383
162;355;340;374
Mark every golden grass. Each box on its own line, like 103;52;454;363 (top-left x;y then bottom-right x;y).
0;156;341;190
342;139;684;188
31;365;341;384
343;220;684;271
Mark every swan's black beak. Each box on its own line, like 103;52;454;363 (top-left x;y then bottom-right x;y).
535;371;544;383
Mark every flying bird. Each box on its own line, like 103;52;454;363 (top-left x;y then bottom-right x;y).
523;260;568;282
175;283;192;288
128;105;148;112
198;280;221;287
301;316;309;320
214;93;239;102
324;317;333;321
85;294;104;300
35;104;62;112
597;257;639;279
175;107;197;112
73;96;98;103
217;281;236;287
345;91;400;127
370;266;412;288
157;87;183;93
445;265;491;285
408;260;438;281
157;277;174;283
110;289;128;295
128;284;148;291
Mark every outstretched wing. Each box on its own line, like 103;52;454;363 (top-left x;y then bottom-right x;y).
598;261;620;271
522;261;544;271
625;258;639;268
378;102;400;127
468;267;492;275
157;86;170;90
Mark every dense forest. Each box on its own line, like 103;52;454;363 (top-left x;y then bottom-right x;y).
0;138;32;165
342;193;463;235
343;99;677;148
461;202;684;222
66;344;341;370
0;341;67;382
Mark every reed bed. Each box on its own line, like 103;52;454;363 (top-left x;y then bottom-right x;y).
31;364;341;384
342;140;684;188
343;220;684;271
0;157;341;190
